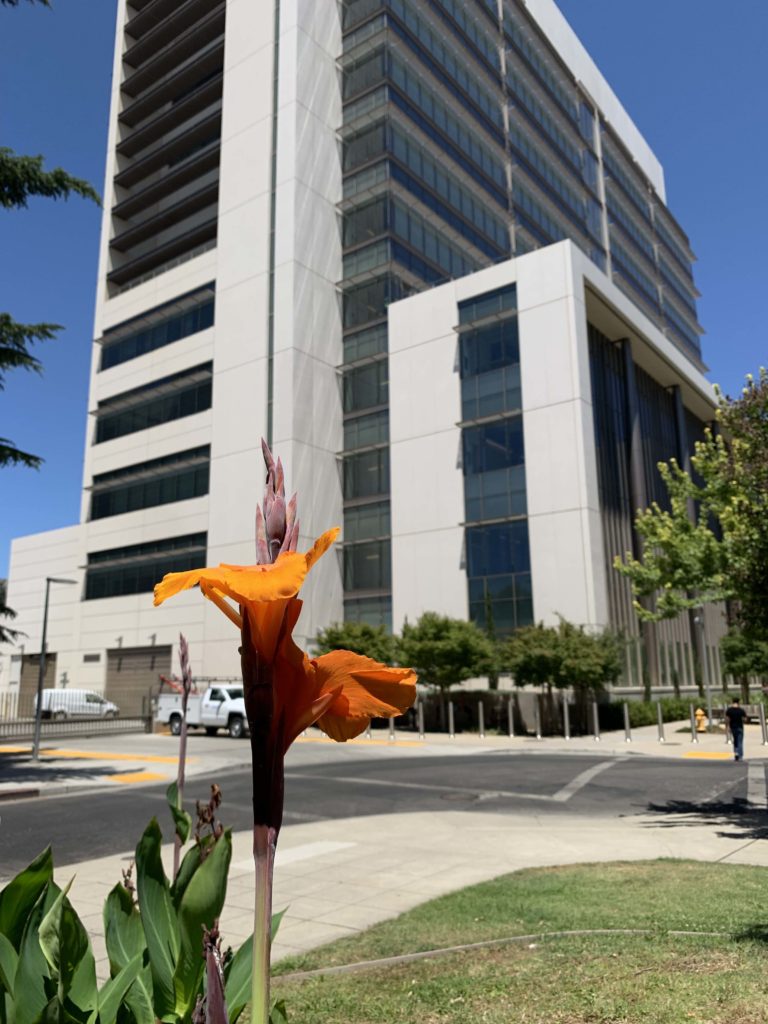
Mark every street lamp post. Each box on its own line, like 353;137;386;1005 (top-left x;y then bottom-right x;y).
32;576;77;762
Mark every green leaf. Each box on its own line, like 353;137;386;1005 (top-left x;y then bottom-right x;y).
269;999;289;1024
170;838;212;911
14;882;59;1024
135;819;180;1021
271;909;286;942
0;933;17;993
103;885;144;974
97;952;144;1024
166;782;192;846
224;911;285;1024
39;879;98;1019
102;884;153;1024
172;830;232;1019
0;847;53;950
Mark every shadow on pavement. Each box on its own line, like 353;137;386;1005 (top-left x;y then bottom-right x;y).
643;797;768;841
0;753;149;786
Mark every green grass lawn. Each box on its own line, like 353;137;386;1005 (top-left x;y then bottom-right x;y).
269;861;768;1023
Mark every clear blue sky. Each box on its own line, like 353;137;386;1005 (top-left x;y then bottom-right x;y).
1;1;767;578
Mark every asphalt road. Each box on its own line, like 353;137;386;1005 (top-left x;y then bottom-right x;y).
0;752;763;879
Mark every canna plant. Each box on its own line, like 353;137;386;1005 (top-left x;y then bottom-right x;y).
154;440;417;1023
0;785;285;1023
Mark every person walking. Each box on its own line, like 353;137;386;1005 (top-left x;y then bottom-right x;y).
725;697;747;761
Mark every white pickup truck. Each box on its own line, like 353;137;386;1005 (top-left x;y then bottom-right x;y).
156;685;248;738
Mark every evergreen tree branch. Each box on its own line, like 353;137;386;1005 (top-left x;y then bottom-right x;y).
0;148;100;209
0;438;43;469
0;313;61;389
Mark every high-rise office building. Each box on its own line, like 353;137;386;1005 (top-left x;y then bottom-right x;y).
1;0;722;713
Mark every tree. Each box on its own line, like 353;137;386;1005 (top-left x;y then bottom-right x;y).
397;612;494;692
720;627;768;703
615;369;768;639
0;579;23;645
314;621;398;665
1;139;100;468
502;623;561;688
504;620;621;696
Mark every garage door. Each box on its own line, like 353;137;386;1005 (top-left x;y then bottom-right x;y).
18;654;58;715
106;645;171;716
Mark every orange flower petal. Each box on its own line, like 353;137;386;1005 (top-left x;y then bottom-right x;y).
154;530;340;610
317;714;371;743
312;651;417;742
305;528;340;570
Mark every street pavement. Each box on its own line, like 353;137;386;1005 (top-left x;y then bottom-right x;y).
1;721;766;978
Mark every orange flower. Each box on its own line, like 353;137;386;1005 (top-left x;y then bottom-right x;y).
242;599;417;748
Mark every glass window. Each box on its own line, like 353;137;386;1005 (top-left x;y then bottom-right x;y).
343;360;388;413
458;285;517;325
344;595;392;630
100;289;214;370
344;539;391;590
343;324;388;364
344;197;387;246
344;501;390;542
95;366;213;443
85;534;207;600
344;122;387;171
460;319;519;378
463;418;524;475
343;275;407;329
343;447;389;499
344;410;389;450
466;521;531;577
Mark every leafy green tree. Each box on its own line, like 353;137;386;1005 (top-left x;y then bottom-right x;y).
398;612;494;692
314;621;397;664
615;370;768;640
720;627;768;702
504;619;622;731
504;620;621;696
502;623;561;688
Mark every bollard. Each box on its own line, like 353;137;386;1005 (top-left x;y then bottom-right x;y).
448;700;456;739
656;701;665;743
507;697;515;738
534;695;542;740
365;722;372;740
388;716;395;741
591;701;600;742
562;695;571;741
417;701;425;740
688;704;698;744
623;701;632;743
723;705;731;745
478;701;485;739
759;704;768;747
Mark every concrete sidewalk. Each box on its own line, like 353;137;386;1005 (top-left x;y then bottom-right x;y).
61;798;768;980
0;719;762;800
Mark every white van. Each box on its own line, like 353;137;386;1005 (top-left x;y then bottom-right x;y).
37;689;120;720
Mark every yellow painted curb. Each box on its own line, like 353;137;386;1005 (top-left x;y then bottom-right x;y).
683;751;735;760
109;771;169;784
0;745;193;765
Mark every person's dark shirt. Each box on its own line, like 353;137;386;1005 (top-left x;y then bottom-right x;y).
726;706;747;732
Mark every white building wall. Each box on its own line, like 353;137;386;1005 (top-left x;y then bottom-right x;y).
389;241;715;637
270;0;344;647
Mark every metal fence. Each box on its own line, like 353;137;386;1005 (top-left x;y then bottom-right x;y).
0;689;152;741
